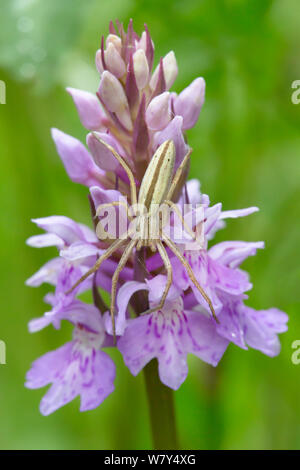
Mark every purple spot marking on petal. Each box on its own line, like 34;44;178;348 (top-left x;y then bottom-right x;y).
166;355;172;365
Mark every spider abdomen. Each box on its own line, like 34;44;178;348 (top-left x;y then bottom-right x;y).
137;140;175;215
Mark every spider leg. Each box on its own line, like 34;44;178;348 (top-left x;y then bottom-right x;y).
95;201;133;221
65;235;128;295
166;148;192;201
162;233;219;323
110;238;137;343
140;240;173;316
95;200;132;241
164;199;199;244
91;132;137;206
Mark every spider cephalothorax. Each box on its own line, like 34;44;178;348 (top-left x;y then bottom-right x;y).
67;136;217;338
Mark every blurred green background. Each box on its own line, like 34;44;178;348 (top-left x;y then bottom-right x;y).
0;0;299;450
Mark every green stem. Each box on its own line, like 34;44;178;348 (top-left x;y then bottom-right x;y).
143;359;179;450
132;249;179;450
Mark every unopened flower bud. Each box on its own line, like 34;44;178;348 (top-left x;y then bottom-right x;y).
105;43;126;78
66;87;107;131
146;92;171;130
95;49;104;74
87;131;123;172
133;49;149;90
150;51;178;90
51;128;103;187
137;31;147;52
106;34;122;54
99;71;133;130
174;77;205;130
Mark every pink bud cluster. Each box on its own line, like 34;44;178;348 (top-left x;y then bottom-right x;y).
60;20;205;191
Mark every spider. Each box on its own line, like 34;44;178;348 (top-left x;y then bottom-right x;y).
67;134;217;339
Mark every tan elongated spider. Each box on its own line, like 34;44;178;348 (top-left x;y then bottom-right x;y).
67;135;217;338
